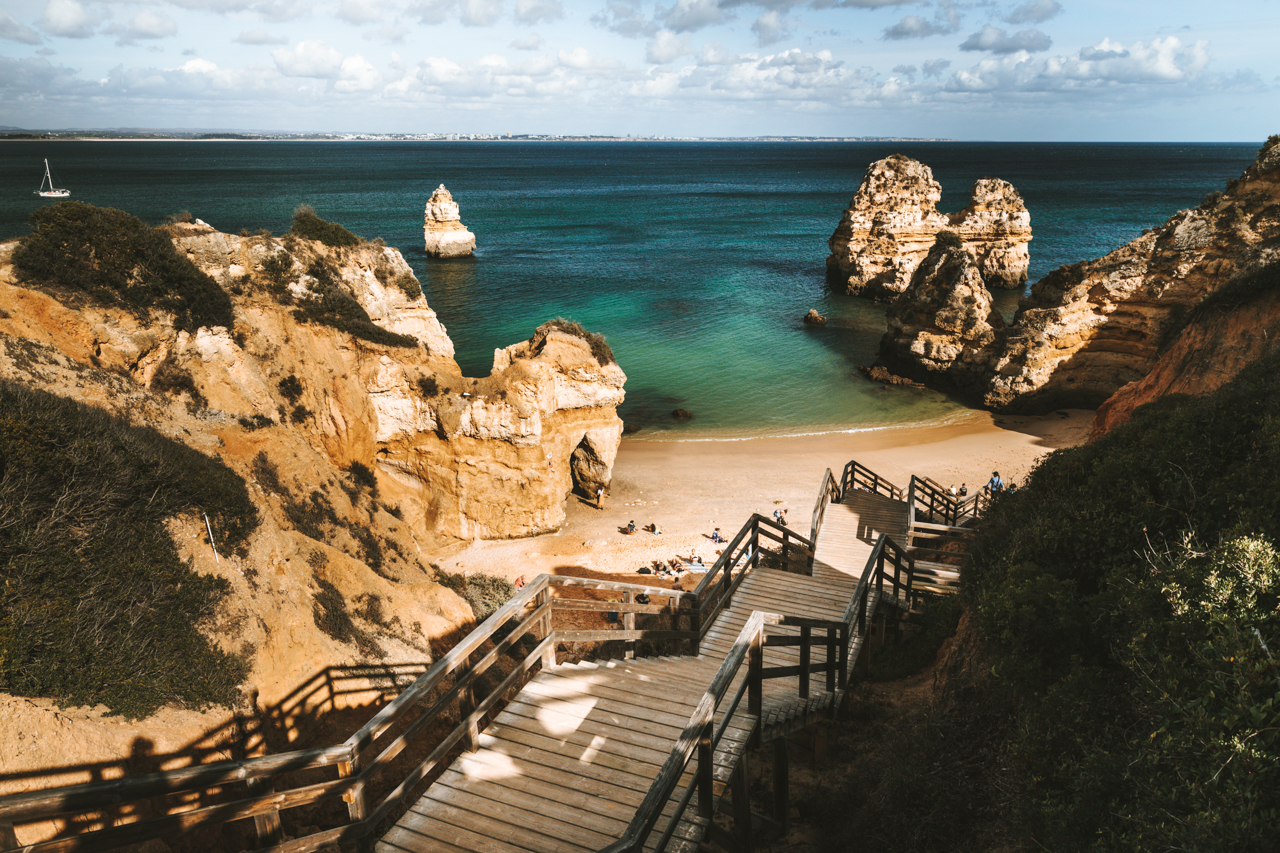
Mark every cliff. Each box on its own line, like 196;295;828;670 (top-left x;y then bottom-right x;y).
0;210;622;792
422;184;476;258
878;136;1280;414
826;154;1030;298
982;136;1280;412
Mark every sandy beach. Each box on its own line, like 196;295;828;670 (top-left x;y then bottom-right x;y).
432;407;1093;585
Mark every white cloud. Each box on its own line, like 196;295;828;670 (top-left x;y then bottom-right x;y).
947;36;1211;93
515;0;562;24
510;32;543;49
960;25;1051;54
110;10;178;45
883;3;959;40
337;0;385;24
256;0;311;23
38;0;100;39
1;13;42;44
661;0;732;34
366;22;409;41
647;29;692;63
922;58;950;77
273;40;346;77
335;54;381;91
891;63;916;81
591;0;657;38
235;29;288;45
558;46;622;74
411;0;504;26
462;0;504;25
1005;0;1062;25
751;10;789;46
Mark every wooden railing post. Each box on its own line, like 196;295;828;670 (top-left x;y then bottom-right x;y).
1;824;19;850
246;777;283;847
749;625;763;746
749;522;760;571
338;758;368;830
623;590;636;660
826;627;837;693
460;650;480;753
536;586;555;670
837;625;849;691
697;721;714;819
799;626;811;699
691;600;702;656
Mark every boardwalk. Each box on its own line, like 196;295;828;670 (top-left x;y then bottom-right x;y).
377;486;910;853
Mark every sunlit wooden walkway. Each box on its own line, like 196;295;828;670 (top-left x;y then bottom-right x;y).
377;486;909;853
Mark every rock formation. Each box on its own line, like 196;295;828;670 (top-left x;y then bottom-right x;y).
803;309;827;325
876;136;1280;414
1090;260;1280;438
880;233;1005;396
423;184;476;257
826;155;1031;298
981;135;1280;412
0;215;624;729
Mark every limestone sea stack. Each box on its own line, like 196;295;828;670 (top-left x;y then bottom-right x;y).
423;184;476;257
826;154;1031;298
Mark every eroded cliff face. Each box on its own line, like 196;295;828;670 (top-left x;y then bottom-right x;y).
422;184;477;258
1090;268;1280;438
0;220;623;779
981;137;1280;412
880;236;1006;397
826;155;1031;298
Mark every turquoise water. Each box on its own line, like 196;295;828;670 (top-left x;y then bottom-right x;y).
0;141;1260;438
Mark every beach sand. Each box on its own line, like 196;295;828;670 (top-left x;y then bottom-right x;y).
429;407;1093;587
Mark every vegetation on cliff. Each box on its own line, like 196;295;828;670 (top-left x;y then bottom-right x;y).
870;351;1280;851
0;381;258;718
532;318;615;365
12;201;234;331
289;204;362;248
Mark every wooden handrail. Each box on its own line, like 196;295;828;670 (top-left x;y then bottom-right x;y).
597;610;766;853
841;460;905;501
808;467;841;548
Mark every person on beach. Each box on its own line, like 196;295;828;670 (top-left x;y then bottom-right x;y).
711;527;725;543
987;471;1004;494
627;520;636;534
959;483;967;497
596;487;604;508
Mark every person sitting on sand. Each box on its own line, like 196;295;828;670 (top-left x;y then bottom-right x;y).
627;520;637;534
959;483;968;497
648;522;663;535
710;527;725;543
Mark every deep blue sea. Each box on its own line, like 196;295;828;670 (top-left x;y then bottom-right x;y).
0;141;1261;438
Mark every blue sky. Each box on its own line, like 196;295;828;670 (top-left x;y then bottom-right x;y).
1;0;1276;138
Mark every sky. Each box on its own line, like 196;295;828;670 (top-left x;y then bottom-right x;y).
0;0;1277;138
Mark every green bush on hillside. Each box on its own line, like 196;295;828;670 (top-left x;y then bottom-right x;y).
292;258;419;348
0;381;259;718
290;204;362;248
435;569;515;624
959;350;1280;850
531;318;616;365
12;201;234;331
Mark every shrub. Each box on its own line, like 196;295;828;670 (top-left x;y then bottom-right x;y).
311;576;383;658
150;358;207;409
347;461;379;499
261;252;294;290
12;201;233;331
292;259;419;348
416;375;441;397
290;204;362;248
435;569;515;624
0;381;258;718
531;317;616;365
391;273;422;300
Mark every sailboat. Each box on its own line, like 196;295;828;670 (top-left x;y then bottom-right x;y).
35;159;70;198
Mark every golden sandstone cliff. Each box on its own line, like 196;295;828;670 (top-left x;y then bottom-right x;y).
881;136;1280;415
826;154;1031;298
0;217;621;793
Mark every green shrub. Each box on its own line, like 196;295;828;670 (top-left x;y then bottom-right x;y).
391;273;422;300
12;201;233;331
150;358;206;409
531;318;616;365
290;204;362;248
292;259;419;348
0;381;258;718
311;576;383;658
435;569;515;624
416;375;441;397
956;349;1280;850
347;461;379;499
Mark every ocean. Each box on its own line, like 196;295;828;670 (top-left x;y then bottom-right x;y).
0;140;1261;438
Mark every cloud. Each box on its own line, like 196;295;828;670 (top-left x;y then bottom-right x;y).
337;0;385;24
947;36;1211;93
412;0;504;26
809;0;914;7
883;3;959;40
751;10;789;46
647;29;693;63
366;23;409;42
960;25;1051;54
510;32;542;49
922;58;950;77
256;0;311;23
1005;0;1061;25
515;0;562;24
235;29;288;45
110;11;178;45
273;40;346;77
661;0;732;34
892;63;916;81
1;14;42;44
38;0;100;39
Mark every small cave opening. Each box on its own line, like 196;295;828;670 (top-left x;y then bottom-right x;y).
569;435;608;498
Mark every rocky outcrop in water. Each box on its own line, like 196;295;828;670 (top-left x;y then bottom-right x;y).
982;136;1280;412
880;233;1005;396
423;184;476;258
826;155;1030;298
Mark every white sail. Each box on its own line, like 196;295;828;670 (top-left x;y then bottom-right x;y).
35;159;70;198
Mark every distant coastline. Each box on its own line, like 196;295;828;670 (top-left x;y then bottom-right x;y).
0;129;956;143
